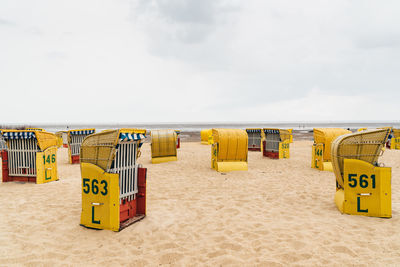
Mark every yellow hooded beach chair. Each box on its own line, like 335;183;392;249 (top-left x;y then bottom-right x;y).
262;128;290;159
211;129;248;172
312;128;351;171
80;129;147;231
331;129;391;218
201;129;213;145
1;130;58;184
151;129;177;164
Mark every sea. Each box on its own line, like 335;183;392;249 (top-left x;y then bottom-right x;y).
2;122;399;133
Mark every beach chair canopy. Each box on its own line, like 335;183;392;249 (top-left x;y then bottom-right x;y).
151;129;177;158
80;129;146;171
69;129;95;136
212;129;247;162
313;128;351;161
263;128;291;142
331;129;390;188
2;130;57;151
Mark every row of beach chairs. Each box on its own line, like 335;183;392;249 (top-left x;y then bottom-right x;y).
0;126;398;231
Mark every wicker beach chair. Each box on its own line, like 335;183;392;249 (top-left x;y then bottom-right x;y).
331;128;391;218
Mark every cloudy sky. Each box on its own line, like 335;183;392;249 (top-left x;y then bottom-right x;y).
0;0;399;124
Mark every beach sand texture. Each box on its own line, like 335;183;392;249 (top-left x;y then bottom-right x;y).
0;141;399;266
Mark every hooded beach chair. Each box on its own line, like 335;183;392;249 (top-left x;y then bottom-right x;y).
262;128;290;159
201;129;213;145
331;129;391;218
151;129;177;164
1;130;58;183
211;129;248;172
80;129;147;231
387;128;400;149
288;129;294;143
246;128;263;151
67;129;95;164
55;131;64;148
311;128;351;171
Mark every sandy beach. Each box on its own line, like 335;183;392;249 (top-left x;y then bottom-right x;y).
0;140;399;266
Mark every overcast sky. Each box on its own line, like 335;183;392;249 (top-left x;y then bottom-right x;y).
0;0;399;124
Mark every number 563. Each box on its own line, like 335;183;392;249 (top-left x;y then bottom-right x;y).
82;178;108;196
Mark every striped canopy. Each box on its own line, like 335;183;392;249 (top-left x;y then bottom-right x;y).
119;133;146;142
70;129;95;135
264;129;280;134
2;131;36;139
246;129;261;133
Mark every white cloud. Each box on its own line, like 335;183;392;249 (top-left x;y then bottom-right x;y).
0;0;399;123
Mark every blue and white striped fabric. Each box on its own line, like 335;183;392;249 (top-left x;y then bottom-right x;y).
246;129;261;133
2;131;36;140
70;129;95;135
119;133;146;142
263;129;280;134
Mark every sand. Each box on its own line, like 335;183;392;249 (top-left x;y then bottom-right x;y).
0;141;399;266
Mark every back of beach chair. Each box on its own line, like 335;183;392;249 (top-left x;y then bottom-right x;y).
211;129;248;172
201;129;213;145
151;129;177;164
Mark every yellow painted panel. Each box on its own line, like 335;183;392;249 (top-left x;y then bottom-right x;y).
36;146;58;184
80;162;120;231
311;143;324;170
323;162;333;172
211;143;217;169
151;156;177;164
392;137;400;150
279;141;290;159
288;129;293;143
215;162;248;172
343;159;391;218
335;189;345;213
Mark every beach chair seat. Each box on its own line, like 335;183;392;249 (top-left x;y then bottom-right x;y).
262;129;290;159
311;128;351;171
1;130;58;184
211;129;248;172
151;129;177;164
80;129;147;231
331;129;391;218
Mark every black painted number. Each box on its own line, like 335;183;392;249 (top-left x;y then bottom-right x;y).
83;178;90;193
82;178;108;195
348;174;376;189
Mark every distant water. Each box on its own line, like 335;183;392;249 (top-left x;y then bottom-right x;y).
5;122;399;133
